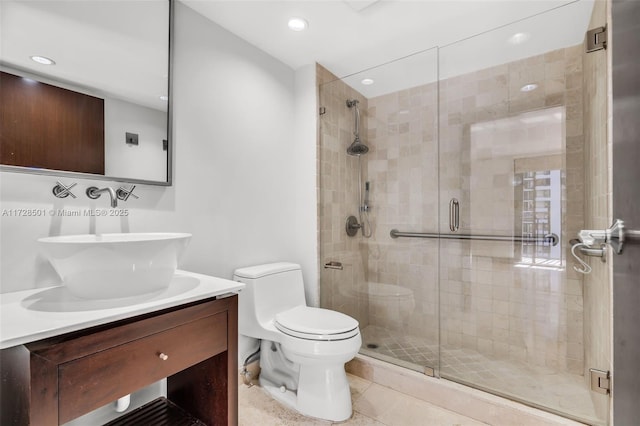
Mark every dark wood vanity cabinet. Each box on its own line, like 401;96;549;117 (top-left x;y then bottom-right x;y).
0;296;238;425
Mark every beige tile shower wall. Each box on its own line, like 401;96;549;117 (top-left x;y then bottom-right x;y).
582;0;612;420
365;84;440;341
365;46;586;374
317;63;369;328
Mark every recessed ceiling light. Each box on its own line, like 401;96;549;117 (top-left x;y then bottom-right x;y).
287;17;308;31
361;78;374;85
520;83;538;92
159;95;168;101
508;32;531;45
30;55;55;65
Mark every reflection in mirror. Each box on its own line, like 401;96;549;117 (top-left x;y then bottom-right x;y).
0;0;171;185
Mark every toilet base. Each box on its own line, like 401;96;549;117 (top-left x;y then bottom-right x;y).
259;363;352;422
297;362;352;421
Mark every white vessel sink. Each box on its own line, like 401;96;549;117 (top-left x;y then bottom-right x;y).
38;233;191;299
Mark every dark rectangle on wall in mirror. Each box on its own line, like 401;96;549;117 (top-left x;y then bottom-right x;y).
0;71;105;175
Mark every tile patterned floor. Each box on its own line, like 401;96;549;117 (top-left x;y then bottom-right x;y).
238;373;488;426
360;326;602;426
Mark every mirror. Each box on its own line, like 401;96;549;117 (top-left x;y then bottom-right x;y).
0;0;172;185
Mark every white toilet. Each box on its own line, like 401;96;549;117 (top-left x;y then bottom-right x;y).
233;262;362;422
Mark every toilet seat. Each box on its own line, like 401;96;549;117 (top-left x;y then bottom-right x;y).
275;306;359;341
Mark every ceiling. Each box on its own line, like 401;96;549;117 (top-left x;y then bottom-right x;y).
0;1;169;111
184;0;595;97
0;1;596;103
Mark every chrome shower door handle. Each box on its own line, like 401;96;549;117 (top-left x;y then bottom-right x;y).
449;198;460;232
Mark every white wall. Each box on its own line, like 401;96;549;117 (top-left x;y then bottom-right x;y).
293;63;319;306
104;98;168;182
0;2;318;301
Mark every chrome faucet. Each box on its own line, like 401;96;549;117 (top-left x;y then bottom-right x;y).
86;186;118;208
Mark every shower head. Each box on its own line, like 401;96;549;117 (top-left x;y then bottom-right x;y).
346;98;368;156
347;137;369;156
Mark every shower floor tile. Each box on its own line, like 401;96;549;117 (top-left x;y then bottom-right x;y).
360;325;602;426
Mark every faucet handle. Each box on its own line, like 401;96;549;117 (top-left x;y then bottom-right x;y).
52;181;77;199
116;185;139;202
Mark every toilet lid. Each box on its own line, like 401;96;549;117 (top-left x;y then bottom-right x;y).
275;306;359;341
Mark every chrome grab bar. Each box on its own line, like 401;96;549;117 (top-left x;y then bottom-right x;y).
390;229;559;246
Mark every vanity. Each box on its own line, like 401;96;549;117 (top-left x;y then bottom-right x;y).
0;271;244;425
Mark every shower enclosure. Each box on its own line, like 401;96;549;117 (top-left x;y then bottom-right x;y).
318;2;610;425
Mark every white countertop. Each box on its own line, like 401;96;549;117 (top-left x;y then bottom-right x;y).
0;270;244;349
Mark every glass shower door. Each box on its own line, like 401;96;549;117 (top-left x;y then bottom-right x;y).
317;48;441;377
437;2;609;425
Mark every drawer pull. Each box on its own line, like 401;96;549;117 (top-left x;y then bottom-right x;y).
158;352;169;361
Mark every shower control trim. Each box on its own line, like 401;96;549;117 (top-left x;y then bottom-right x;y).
346;215;361;237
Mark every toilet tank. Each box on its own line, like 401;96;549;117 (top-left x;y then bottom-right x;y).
233;262;307;335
